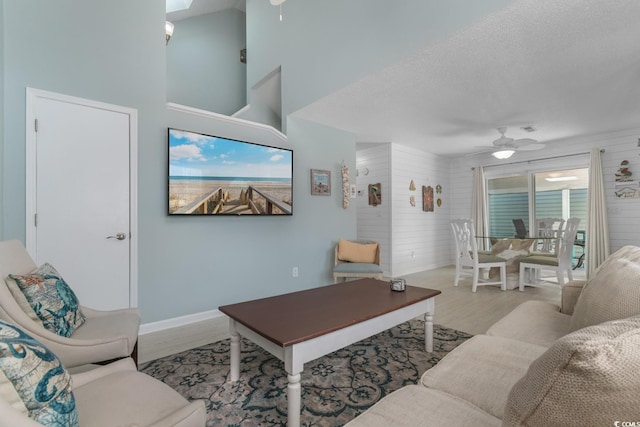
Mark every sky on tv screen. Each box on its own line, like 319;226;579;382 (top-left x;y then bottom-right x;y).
169;129;292;180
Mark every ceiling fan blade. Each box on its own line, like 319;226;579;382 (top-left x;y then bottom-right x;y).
512;138;538;146
492;136;514;146
515;142;546;151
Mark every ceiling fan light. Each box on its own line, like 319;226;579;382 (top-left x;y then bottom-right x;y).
492;149;515;160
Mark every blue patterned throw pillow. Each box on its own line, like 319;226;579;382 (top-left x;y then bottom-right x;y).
0;320;79;426
9;263;86;337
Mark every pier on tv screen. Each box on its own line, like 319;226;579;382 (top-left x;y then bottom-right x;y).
168;128;293;216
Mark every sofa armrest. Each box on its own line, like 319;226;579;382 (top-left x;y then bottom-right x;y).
561;280;587;315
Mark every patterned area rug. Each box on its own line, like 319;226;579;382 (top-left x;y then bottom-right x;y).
141;320;472;426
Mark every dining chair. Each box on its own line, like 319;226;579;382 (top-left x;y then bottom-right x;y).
518;217;581;290
450;219;507;292
535;217;565;254
512;219;528;239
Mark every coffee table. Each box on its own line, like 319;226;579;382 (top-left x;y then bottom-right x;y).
219;278;440;427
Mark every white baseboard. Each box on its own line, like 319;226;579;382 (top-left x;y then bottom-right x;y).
137;309;230;364
139;309;226;336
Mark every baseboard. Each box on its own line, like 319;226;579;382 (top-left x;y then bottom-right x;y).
138;309;230;365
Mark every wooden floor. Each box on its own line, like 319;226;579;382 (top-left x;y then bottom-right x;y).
138;265;576;364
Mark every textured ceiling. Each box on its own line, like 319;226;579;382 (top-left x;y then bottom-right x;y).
292;0;640;157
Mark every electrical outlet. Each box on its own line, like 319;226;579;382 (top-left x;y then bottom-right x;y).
292;267;299;277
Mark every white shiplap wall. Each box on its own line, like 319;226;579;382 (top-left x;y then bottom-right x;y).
390;143;451;276
356;144;392;274
450;128;640;259
356;143;452;277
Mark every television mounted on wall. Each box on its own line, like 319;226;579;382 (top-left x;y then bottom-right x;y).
168;128;293;215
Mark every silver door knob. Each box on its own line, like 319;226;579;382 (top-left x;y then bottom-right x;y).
107;233;126;240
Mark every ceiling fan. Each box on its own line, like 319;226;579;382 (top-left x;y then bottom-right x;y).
478;127;546;159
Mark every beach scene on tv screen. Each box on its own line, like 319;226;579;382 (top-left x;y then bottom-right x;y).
169;129;293;215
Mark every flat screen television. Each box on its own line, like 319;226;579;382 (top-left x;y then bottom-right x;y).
168;128;293;215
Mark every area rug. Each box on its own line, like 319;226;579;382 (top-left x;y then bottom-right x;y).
140;320;472;426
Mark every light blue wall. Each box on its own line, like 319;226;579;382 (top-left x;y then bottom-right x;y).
167;9;247;115
246;0;513;127
3;0;166;242
1;1;357;323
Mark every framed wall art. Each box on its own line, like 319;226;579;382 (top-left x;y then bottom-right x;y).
311;169;331;195
422;185;434;212
369;183;381;206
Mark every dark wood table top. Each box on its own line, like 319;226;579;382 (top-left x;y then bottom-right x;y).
219;278;441;347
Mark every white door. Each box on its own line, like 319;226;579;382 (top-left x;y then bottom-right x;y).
26;89;137;310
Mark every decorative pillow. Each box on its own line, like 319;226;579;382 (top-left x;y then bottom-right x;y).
4;276;44;326
569;252;640;333
503;315;640;426
0;320;79;426
337;238;378;263
9;264;86;337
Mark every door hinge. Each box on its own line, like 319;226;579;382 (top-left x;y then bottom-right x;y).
34;118;38;132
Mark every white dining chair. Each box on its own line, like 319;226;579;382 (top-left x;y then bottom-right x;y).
450;219;507;292
519;217;581;290
534;217;565;255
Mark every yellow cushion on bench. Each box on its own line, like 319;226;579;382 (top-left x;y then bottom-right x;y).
338;238;378;263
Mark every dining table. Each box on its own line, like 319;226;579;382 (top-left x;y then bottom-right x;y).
476;236;553;289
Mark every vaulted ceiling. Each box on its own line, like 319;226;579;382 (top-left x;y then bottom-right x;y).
171;0;640;157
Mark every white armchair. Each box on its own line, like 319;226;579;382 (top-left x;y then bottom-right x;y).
0;240;140;368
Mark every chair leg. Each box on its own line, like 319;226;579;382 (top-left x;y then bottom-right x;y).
500;265;507;291
472;267;479;293
567;267;573;282
519;263;526;292
557;270;565;287
454;264;460;286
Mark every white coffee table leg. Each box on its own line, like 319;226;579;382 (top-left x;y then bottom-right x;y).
287;372;301;427
424;312;434;352
230;321;240;381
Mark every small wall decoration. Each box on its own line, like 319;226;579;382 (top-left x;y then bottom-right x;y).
437;198;442;207
368;183;381;206
436;184;442;194
409;195;416;207
341;163;350;208
422;185;434;212
311;169;331;196
615;160;632;182
350;184;357;198
409;180;416;191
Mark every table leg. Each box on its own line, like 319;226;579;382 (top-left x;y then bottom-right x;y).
424;312;434;352
287;372;301;427
230;325;240;382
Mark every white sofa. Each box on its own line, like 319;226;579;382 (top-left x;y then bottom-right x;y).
347;245;640;426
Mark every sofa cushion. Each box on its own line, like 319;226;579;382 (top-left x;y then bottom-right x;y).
337;238;378;263
570;245;640;332
344;385;501;427
486;300;571;347
503;315;640;426
0;320;79;426
421;335;547;419
73;360;204;427
9;263;86;337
